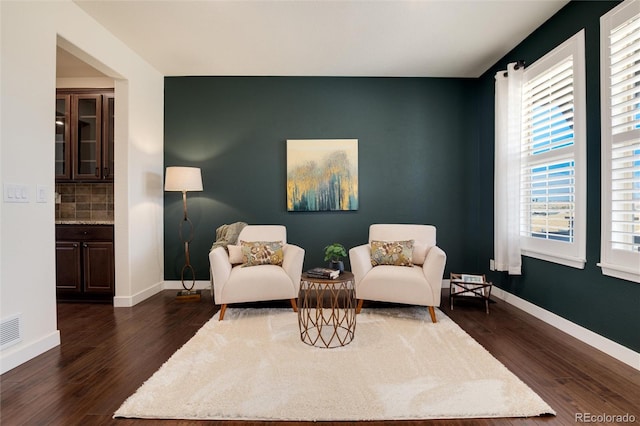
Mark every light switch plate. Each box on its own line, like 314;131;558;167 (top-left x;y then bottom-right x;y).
36;185;48;203
3;183;30;203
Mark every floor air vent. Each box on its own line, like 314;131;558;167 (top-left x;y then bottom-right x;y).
1;314;22;350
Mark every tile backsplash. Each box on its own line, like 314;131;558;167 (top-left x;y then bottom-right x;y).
55;183;114;222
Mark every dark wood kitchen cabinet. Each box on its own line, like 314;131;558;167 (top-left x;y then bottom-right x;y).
56;225;114;302
55;89;114;182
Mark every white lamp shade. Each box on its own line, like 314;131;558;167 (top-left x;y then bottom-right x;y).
164;166;203;192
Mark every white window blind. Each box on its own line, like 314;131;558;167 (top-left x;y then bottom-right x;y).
520;30;586;268
600;0;640;283
519;31;586;268
521;58;576;243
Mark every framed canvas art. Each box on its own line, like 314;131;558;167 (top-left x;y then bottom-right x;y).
286;139;358;211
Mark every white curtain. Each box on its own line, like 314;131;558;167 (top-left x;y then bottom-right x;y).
494;62;523;275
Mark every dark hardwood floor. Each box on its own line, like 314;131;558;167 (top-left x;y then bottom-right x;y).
1;290;638;425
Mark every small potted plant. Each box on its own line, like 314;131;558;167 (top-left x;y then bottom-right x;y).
324;243;347;272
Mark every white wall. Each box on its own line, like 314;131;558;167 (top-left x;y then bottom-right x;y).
56;77;115;89
0;0;164;373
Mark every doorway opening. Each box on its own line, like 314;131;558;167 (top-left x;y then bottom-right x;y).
55;40;118;305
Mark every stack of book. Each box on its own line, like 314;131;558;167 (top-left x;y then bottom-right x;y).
306;267;340;279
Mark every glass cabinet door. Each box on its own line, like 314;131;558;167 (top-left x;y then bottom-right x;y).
55;90;113;182
102;94;115;181
55;95;71;180
73;94;102;180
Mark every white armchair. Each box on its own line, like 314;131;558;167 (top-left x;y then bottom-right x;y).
349;224;446;323
209;225;305;320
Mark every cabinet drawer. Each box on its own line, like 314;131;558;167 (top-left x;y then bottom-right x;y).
56;225;113;241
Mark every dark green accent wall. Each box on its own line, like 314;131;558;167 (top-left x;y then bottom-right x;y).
165;77;475;283
474;0;639;353
164;0;639;354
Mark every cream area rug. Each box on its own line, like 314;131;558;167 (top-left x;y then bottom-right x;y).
114;307;555;421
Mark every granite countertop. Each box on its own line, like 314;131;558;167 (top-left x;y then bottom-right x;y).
55;220;114;225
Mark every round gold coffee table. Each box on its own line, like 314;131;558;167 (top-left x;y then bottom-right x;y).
298;271;356;348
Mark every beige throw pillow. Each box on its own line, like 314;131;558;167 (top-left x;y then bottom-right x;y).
227;244;244;264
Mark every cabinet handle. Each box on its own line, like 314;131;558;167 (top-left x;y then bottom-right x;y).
95;167;100;177
83;243;88;248
73;243;78;248
103;167;109;178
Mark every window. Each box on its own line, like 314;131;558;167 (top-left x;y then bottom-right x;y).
600;0;640;283
519;31;587;268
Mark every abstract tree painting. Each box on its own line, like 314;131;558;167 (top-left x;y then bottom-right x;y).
287;139;358;211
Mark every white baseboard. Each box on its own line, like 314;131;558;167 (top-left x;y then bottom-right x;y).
112;280;210;307
441;279;639;370
493;287;638;371
442;279;640;370
113;281;164;307
163;280;211;291
0;331;60;375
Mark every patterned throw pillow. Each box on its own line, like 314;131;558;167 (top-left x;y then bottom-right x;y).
370;240;414;267
240;240;284;267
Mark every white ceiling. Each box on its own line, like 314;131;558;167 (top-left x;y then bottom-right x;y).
65;0;570;78
56;46;108;78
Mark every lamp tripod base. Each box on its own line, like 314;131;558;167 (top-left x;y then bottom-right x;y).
176;289;202;301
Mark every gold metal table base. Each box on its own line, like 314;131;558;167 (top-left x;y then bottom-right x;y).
298;271;356;348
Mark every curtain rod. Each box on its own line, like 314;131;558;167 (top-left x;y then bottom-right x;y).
503;60;526;77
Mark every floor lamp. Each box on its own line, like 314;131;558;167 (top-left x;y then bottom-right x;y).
165;166;203;300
